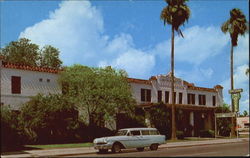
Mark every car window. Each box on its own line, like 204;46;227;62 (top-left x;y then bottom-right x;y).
130;130;141;136
115;130;128;136
141;130;150;135
149;130;160;135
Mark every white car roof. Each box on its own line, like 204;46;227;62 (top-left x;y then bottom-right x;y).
119;128;157;131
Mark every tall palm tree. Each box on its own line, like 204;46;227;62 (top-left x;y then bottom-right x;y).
221;8;248;137
160;0;190;140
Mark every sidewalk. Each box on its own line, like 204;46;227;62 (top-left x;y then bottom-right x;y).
1;137;249;157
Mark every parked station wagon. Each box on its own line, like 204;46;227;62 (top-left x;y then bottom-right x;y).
93;128;166;153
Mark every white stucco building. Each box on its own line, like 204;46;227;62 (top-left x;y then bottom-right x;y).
0;56;61;110
127;74;223;136
1;56;224;135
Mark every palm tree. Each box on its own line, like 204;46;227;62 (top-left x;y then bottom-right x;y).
160;0;190;140
221;8;248;137
246;68;249;75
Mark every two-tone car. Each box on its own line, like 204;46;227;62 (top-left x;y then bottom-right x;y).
93;127;166;153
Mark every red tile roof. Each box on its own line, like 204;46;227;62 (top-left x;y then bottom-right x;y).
2;62;60;74
187;86;217;92
127;78;151;85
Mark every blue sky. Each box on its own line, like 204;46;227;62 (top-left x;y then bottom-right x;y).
1;0;249;113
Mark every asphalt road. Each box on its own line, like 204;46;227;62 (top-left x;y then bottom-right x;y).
65;141;249;157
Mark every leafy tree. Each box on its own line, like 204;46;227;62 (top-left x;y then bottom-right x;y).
58;65;136;127
221;8;248;137
1;106;22;151
40;45;62;69
0;38;62;69
160;0;190;140
246;68;249;75
148;103;171;139
0;38;39;66
215;103;232;137
19;94;79;144
240;110;248;117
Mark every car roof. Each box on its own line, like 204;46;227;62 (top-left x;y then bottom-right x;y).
119;128;157;131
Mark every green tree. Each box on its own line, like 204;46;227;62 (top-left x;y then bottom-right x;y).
40;45;62;69
58;65;136;127
246;68;249;75
0;38;63;69
215;103;232;137
221;8;248;137
19;94;78;144
148;103;171;139
0;38;39;66
240;110;248;117
1;106;22;151
160;0;190;140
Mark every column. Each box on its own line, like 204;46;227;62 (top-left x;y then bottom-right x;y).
190;111;194;136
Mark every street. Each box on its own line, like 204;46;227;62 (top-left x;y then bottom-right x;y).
64;141;249;157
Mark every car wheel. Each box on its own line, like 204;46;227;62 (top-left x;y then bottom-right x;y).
150;144;158;150
98;149;108;153
136;147;144;151
112;143;121;153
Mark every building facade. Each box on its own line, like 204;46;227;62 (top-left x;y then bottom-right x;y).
127;74;223;136
0;57;61;110
1;57;224;135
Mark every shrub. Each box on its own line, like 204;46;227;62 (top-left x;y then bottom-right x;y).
176;131;184;139
199;130;215;138
1;106;22;151
19;94;79;144
148;103;171;139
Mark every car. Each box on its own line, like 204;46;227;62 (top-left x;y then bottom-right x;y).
93;127;166;153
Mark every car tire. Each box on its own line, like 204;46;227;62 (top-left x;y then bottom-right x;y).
98;149;108;153
150;144;158;150
136;147;144;151
112;143;122;153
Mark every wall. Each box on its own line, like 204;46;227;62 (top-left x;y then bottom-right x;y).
1;67;61;109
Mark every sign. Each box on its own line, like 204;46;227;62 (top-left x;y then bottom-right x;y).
228;88;243;94
228;88;243;112
215;112;236;118
232;93;241;112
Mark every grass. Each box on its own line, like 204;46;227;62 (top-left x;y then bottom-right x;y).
166;137;214;143
25;142;93;149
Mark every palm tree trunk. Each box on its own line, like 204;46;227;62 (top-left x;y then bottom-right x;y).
171;26;176;140
230;44;236;137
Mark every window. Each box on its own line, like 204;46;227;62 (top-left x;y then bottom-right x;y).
213;96;216;106
179;93;183;104
187;93;195;104
165;91;169;103
141;130;150;135
149;130;160;135
39;78;43;82
141;89;151;102
131;130;141;136
47;79;50;83
199;95;206;105
158;90;162;103
11;76;21;94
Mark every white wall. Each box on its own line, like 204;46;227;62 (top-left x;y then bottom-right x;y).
129;75;223;107
1;67;61;109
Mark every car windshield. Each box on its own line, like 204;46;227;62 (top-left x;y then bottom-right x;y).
115;130;127;136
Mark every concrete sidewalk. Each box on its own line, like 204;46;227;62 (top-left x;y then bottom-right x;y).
1;137;249;157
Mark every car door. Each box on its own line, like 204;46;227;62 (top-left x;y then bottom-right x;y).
129;130;143;148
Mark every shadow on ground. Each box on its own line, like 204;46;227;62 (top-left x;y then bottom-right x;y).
1;146;41;155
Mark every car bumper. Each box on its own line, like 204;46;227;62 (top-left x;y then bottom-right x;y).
94;143;113;150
